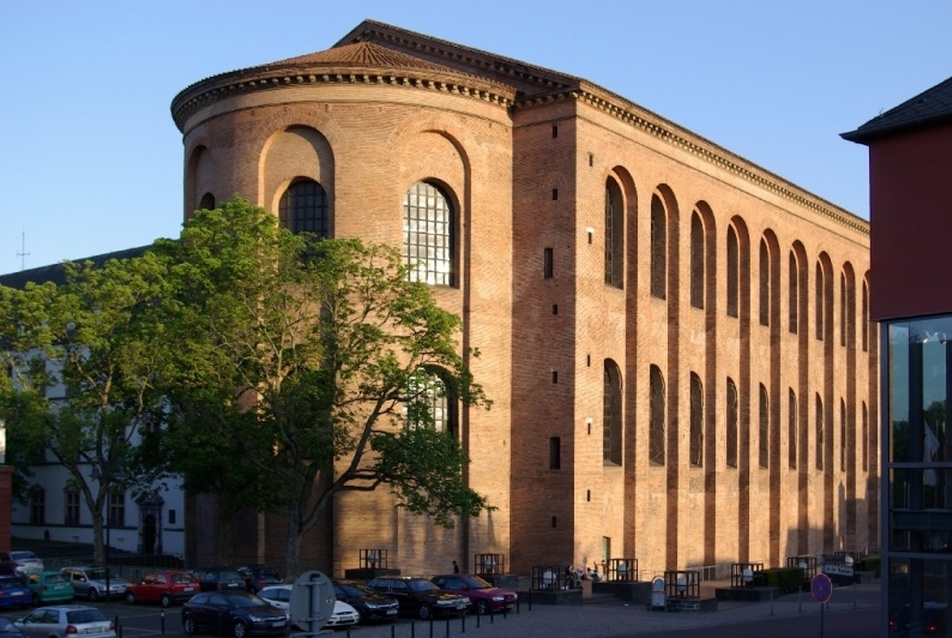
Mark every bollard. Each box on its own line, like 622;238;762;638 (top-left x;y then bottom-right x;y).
444;617;450;638
392;623;397;638
460;610;465;634
160;609;165;635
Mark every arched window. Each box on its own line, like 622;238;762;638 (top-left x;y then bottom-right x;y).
840;273;847;347
788;251;799;334
604;179;624;288
727;226;739;318
29;485;45;525
840;399;847;472
759;384;769;469
726;378;738;468
690;372;703;467
759;239;770;327
603;360;622;465
862;402;869;472
788;389;798;469
815;394;824;470
650;195;666;299
279;178;329;237
690;212;704;309
649;365;665;466
64;488;80;526
404;181;455;286
815;263;825;341
405;368;457;437
862;281;870;352
199;192;216;211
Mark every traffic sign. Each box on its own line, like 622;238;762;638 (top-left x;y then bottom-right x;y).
811;572;833;603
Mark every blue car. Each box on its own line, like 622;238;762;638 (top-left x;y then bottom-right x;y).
0;574;32;609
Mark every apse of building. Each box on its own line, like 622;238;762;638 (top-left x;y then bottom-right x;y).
171;19;876;577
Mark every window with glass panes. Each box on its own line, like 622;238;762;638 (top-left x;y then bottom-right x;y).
404;182;454;286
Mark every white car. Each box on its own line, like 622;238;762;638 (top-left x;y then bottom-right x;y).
15;605;116;638
60;566;131;600
4;551;44;575
258;584;359;629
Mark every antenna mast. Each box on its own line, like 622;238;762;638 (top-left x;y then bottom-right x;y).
17;230;30;270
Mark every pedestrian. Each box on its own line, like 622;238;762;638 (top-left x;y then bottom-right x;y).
453;560;460;574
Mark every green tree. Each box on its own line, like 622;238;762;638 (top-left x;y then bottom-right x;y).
0;253;173;565
157;197;490;574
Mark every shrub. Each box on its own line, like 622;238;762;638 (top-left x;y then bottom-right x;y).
761;567;804;594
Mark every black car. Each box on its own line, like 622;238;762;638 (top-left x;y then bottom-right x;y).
181;591;288;638
331;580;399;623
236;566;282;593
366;576;469;620
889;601;948;636
188;568;246;593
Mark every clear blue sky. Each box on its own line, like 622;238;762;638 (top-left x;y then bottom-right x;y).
3;1;951;275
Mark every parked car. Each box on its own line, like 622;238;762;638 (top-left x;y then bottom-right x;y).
124;570;199;607
60;566;130;601
0;575;32;610
0;554;43;576
236;566;282;593
0;616;24;638
331;580;399;623
25;572;73;605
14;605;115;638
430;574;518;615
189;567;246;593
366;576;470;620
181;591;288;638
256;584;359;629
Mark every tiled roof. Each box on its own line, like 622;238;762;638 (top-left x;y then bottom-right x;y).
842;75;952;143
270;41;458;74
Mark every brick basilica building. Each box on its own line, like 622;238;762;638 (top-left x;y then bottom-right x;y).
171;20;876;579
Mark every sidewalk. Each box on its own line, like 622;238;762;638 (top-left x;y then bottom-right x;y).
335;578;881;637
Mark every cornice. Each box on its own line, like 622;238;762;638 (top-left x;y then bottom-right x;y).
171;67;516;132
516;88;869;237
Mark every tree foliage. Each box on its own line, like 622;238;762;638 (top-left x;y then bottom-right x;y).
156;197;491;573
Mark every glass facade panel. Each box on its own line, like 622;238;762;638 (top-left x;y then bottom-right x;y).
886;316;952;635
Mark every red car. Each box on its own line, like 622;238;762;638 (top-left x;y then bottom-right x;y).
125;570;200;607
429;574;517;615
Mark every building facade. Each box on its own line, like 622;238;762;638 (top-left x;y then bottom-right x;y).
171;19;876;578
844;76;952;635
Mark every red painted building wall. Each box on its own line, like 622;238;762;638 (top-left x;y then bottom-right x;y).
867;123;952;321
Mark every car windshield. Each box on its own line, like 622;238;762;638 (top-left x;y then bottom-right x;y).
406;580;439;593
84;568;108;580
44;574;67;583
336;582;373;596
0;576;24;586
460;576;491;589
66;609;107;624
231;594;268;608
257;567;280;579
10;552;37;561
220;571;243;581
172;573;197;584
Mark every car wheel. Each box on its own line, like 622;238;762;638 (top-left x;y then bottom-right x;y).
89;588;100;602
232;620;247;638
418;605;432;621
183;613;197;635
160;593;172;608
125;591;136;605
476;600;489;615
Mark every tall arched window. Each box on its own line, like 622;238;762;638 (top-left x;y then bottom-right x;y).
727;226;739;317
862;281;870;352
815;394;824;470
788;251;799;334
759;384;769;469
650;195;667;299
690;212;704;309
759;239;770;327
404;181;455;286
862;402;869;472
788;388;798;469
815;263;825;341
840;399;847;472
279;178;329;237
840;273;847;347
690;372;703;467
405;368;457;437
199;192;216;211
649;365;665;466
726;378;738;468
603;360;622;465
605;179;624;288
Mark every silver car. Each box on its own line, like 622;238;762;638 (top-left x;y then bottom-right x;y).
60;567;130;601
15;605;116;638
